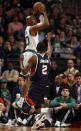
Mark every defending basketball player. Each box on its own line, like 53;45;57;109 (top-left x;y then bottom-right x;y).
14;2;49;109
14;35;52;129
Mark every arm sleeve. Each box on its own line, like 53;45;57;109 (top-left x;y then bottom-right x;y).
50;97;60;107
67;97;76;109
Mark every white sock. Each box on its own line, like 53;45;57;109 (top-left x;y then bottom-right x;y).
20;97;24;103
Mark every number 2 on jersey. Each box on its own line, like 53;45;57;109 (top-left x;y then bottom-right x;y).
42;65;47;75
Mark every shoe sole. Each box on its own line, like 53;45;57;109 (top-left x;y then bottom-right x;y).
31;114;46;130
54;125;60;127
54;123;60;127
61;124;71;127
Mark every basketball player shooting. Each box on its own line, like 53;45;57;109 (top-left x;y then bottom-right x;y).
13;2;49;109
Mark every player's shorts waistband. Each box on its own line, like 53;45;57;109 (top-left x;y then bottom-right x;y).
24;49;37;54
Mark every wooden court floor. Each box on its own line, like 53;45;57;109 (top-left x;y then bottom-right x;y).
0;126;81;131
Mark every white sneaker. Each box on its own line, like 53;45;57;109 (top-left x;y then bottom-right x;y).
22;119;27;125
10;119;16;125
54;121;60;127
35;114;40;121
61;123;71;127
31;113;46;130
17;117;23;125
5;119;12;126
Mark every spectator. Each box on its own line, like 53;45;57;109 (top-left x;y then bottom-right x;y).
66;14;72;25
64;59;79;76
0;62;19;82
17;23;26;41
60;31;66;47
71;18;79;34
18;11;25;24
75;16;80;26
4;41;14;58
8;15;23;39
8;35;16;49
0;36;7;59
48;17;55;32
58;18;66;32
12;76;25;102
61;74;67;84
48;59;60;83
0;5;6;39
77;27;81;41
11;76;25;119
52;34;61;56
65;24;71;36
74;38;81;59
52;6;59;28
23;8;33;18
49;75;62;100
71;35;79;50
66;30;72;46
0;62;19;98
0;78;11;123
6;7;19;21
0;58;4;76
57;2;64;16
67;73;75;88
50;83;76;127
71;72;81;121
13;40;25;58
75;58;81;72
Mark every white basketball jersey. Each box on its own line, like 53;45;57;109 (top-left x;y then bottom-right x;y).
25;26;39;51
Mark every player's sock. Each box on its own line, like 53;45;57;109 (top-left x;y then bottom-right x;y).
19;97;24;103
16;97;24;109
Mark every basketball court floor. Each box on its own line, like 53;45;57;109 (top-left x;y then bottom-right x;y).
0;126;81;131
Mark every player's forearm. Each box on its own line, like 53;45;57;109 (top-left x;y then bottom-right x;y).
46;40;52;58
54;106;63;111
42;12;49;27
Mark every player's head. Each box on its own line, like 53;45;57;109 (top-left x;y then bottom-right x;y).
26;15;37;26
36;41;46;53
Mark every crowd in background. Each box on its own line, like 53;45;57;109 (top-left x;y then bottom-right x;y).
0;0;81;127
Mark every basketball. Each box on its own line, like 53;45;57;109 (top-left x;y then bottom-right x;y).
33;2;45;13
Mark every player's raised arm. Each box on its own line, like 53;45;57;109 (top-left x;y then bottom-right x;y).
30;3;49;35
46;32;53;58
